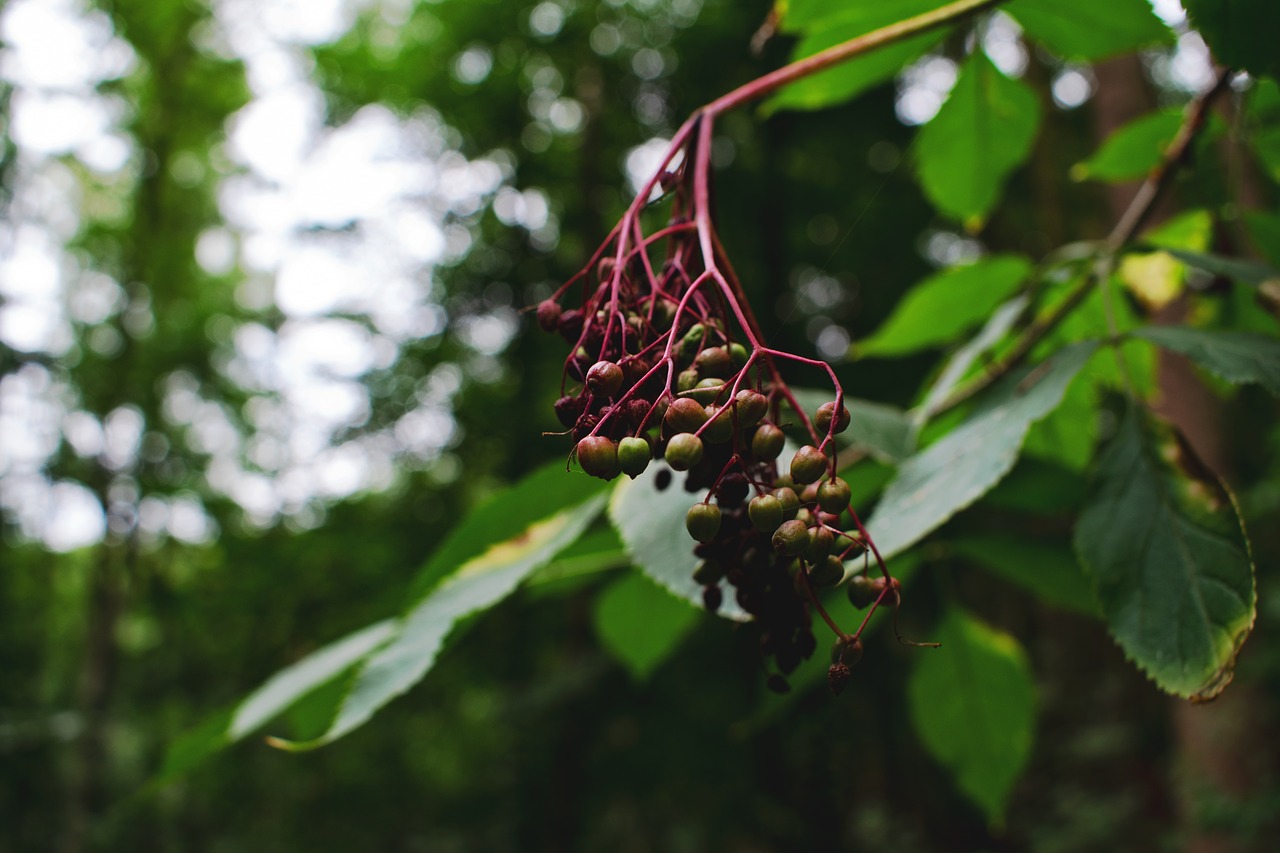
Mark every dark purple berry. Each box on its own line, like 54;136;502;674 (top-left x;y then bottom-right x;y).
536;299;562;332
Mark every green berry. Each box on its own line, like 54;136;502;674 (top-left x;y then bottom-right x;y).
677;368;700;393
586;361;623;397
685;503;722;543
804;526;835;562
617;437;651;478
815;401;851;435
817;477;851;514
728;342;749;367
751;423;785;460
789;445;828;485
772;519;809;556
576;436;619;480
695;346;732;378
664;397;708;434
808;555;845;587
773;486;800;519
703;405;734;444
748;494;784;532
665;433;704;471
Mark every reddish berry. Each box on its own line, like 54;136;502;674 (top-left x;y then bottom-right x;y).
733;389;769;428
772;519;809;556
694;346;731;378
815;401;851;435
827;663;852;696
789;445;828;485
536;299;562;331
576;435;619;480
664;397;708;434
586;361;624;397
847;575;886;609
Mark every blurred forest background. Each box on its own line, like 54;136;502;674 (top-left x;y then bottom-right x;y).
2;0;1278;850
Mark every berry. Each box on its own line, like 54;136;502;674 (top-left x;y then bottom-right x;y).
808;555;844;587
827;663;852;697
728;342;749;367
773;486;800;519
715;474;749;507
536;299;562;331
817;477;852;514
702;584;723;613
695;346;732;378
677;368;699;392
685;503;722;542
665;433;704;471
665;397;708;434
555;395;584;428
557;308;584;341
693;560;724;585
804;526;835;562
789;445;828;485
766;674;791;694
847;575;886;609
586;361;624;397
576;435;619;480
733;389;769;428
772;519;809;556
748;494;784;532
751;423;785;460
617;436;651;478
815;401;851;435
703;405;734;444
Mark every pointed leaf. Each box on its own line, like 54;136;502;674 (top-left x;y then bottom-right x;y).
918;294;1029;418
275;491;608;749
1006;0;1173;61
1075;402;1256;701
870;342;1097;558
858;255;1033;357
1072;109;1184;183
593;570;701;681
610;465;751;621
908;608;1035;823
1134;326;1280;397
915;51;1041;228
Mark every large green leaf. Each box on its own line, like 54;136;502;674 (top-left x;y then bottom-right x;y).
917;294;1029;418
915;50;1041;229
869;342;1097;558
1134;326;1280;397
274;491;608;749
1074;402;1256;701
592;570;701;681
907;608;1035;823
609;463;751;621
1184;0;1280;80
1072;109;1183;183
1005;0;1173;61
769;1;951;113
858;254;1033;358
949;534;1097;615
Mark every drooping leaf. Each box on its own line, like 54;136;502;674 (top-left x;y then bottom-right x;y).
768;1;951;113
1133;326;1280;397
1184;0;1280;81
1072;109;1184;183
1074;401;1256;701
949;534;1097;615
610;464;751;621
273;491;609;749
789;387;917;462
870;342;1097;558
915;50;1041;229
917;294;1029;419
592;570;701;681
858;254;1033;358
160;619;395;779
1006;0;1173;61
907;608;1035;823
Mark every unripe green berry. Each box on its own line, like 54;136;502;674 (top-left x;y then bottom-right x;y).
773;473;795;490
728;342;749;367
804;526;835;562
795;507;814;527
695;346;732;378
685;502;721;543
586;361;624;397
773;486;800;519
772;519;810;556
815;401;851;435
688;377;723;403
664;433;704;471
733;389;769;429
752;423;785;460
703;405;734;444
789;445;828;485
677;368;700;392
748;494;784;532
665;397;708;434
817;477;852;514
808;555;845;587
847;575;886;609
617;436;651;478
576;435;619;480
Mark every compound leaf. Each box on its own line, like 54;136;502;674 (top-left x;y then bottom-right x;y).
1074;401;1256;701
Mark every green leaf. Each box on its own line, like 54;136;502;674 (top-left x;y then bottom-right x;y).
950;534;1097;615
1119;210;1214;310
592;571;701;681
1075;401;1256;701
1185;0;1280;80
1133;326;1280;397
1021;363;1096;471
768;1;950;113
609;464;751;621
870;342;1097;558
907;608;1035;823
915;50;1041;229
1072;110;1183;183
1243;210;1280;267
789;388;918;462
1006;0;1173;61
1161;248;1280;288
275;491;608;749
917;293;1028;420
858;255;1033;358
160;619;395;779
